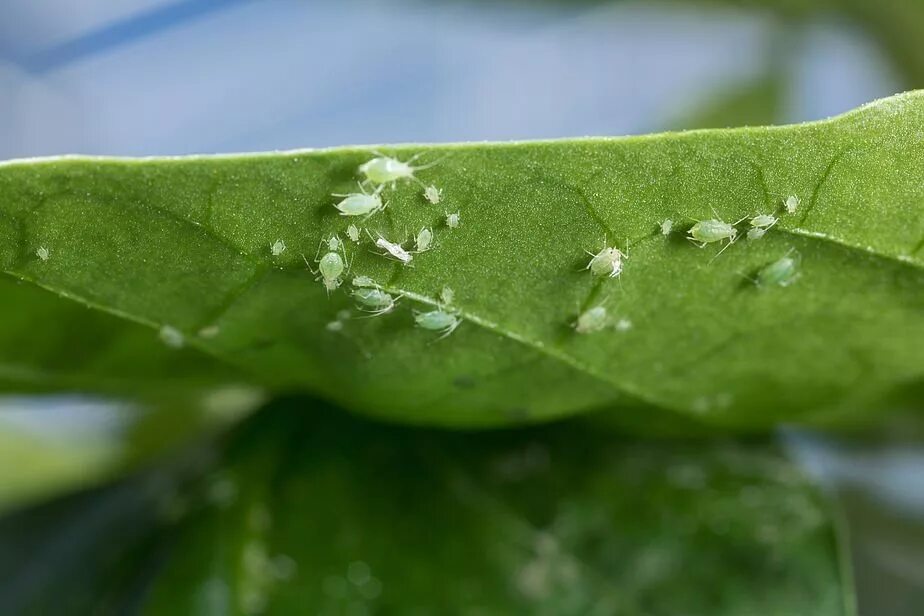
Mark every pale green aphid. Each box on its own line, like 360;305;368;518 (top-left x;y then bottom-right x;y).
446;212;461;229
352;275;377;288
159;325;185;348
440;286;455;305
750;214;777;229
36;246;50;261
575;305;608;334
688;216;745;259
317;252;345;291
359;153;438;188
415;227;434;252
747;227;767;241
585;241;626;278
270;239;286;256
325;234;342;251
414;309;461;338
784;195;800;214
332;184;386;218
424;184;442;204
352;287;397;316
346;224;361;242
756;253;800;288
660;219;673;235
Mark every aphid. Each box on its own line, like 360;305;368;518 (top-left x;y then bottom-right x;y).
325;234;342;252
36;246;50;261
332;183;386;218
615;318;632;332
574;305;608;334
373;235;413;265
305;239;348;292
585;240;627;278
688;216;745;259
784;195;800;214
660;220;673;236
415;227;434;252
326;320;344;332
440;286;455;306
750;214;777;229
756;253;800;288
346;224;361;243
198;325;220;338
445;212;461;229
747;227;767;241
359;153;439;188
270;239;286;256
159;325;185;348
414;309;461;339
423;184;442;204
352;288;397;315
352;275;377;288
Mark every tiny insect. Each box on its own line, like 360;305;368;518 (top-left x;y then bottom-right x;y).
325;234;342;251
756;252;800;288
359;153;440;188
784;195;800;214
326;320;344;333
660;219;673;236
423;184;443;204
574;305;608;334
270;239;286;256
373;234;413;265
415;227;434;252
332;183;386;218
159;325;185;348
198;325;220;338
688;216;745;259
305;239;348;292
346;224;362;243
36;246;50;261
445;212;461;229
414;309;461;339
352;275;377;288
750;214;777;229
352;287;398;316
747;227;767;241
585;240;627;278
440;286;455;306
615;318;632;332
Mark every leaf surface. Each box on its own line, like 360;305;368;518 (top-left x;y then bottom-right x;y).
0;92;921;428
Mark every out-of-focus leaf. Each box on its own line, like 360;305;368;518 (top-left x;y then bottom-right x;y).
138;401;849;615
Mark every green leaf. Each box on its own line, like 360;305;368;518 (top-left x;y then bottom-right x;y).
0;275;264;510
0;92;921;429
0;400;854;615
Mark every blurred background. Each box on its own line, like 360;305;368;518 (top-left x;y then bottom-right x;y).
0;0;922;613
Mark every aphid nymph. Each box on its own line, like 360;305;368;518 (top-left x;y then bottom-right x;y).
359;152;439;188
445;212;461;229
415;227;434;253
159;325;184;349
346;224;362;243
352;287;397;316
414;309;461;339
750;214;777;229
332;183;386;218
352;275;377;288
270;239;286;256
784;195;800;214
423;184;443;204
688;215;746;259
575;305;608;334
660;219;673;236
585;239;627;278
440;286;455;306
36;246;50;261
756;252;800;288
747;227;767;241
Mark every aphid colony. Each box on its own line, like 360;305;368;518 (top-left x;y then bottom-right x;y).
308;152;463;339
